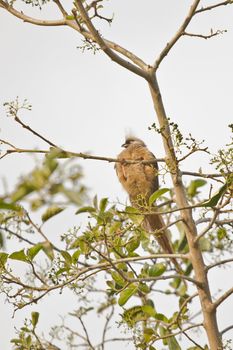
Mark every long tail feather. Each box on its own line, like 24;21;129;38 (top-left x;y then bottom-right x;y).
143;213;182;273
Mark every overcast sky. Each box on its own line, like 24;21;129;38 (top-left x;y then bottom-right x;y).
1;1;233;349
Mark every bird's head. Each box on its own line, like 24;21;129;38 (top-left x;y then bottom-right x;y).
121;136;146;148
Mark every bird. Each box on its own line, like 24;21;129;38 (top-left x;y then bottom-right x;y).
115;136;180;270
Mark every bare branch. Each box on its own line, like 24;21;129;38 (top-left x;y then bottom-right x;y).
213;286;233;310
152;323;203;343
195;197;231;242
13;115;57;147
73;0;149;80
0;140;165;163
195;210;220;242
53;0;68;17
26;212;60;252
183;29;227;40
0;1;66;26
221;324;233;336
101;307;114;350
129;274;201;287
181;171;228;178
153;0;201;70
206;258;233;272
78;317;95;350
195;0;233;14
0;226;35;246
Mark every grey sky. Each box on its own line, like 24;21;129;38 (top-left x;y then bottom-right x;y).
1;1;233;348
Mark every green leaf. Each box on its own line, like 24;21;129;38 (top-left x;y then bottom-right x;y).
66;15;75;20
72;250;81;264
41;206;64;222
93;194;98;209
154;313;168;323
149;188;169;206
187;179;207;197
0;252;8;266
118;284;138;306
184;262;193;276
41;241;54;260
0;200;21;211
26;335;32;347
170;277;181;289
126;235;140;253
75;206;96;215
142;304;156;317
31;311;39;328
201;184;227;207
61;250;72;265
167;336;181;350
199;237;212;252
11;183;35;202
122;306;145;326
125;206;144;225
61;188;82;205
27;244;42;260
9;249;28;262
138;283;150;294
217;227;227;241
99;197;108;212
149;263;166;277
177;233;188;252
111;271;126;287
143;327;154;342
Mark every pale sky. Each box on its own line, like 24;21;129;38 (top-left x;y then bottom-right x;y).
1;1;233;349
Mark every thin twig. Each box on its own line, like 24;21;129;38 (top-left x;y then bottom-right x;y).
0;1;66;26
212;287;233;310
221;324;233;336
53;0;68;16
101;307;114;350
14;116;57;147
153;0;201;70
74;0;149;80
183;29;227;40
78;317;95;350
206;258;233;272
195;0;233;14
129;274;201;287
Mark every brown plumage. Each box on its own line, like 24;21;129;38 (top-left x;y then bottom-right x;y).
116;136;180;270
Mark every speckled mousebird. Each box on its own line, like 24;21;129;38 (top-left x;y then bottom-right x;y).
116;136;180;270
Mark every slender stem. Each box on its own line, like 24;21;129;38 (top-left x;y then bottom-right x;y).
14;116;57;147
213;287;233;310
74;0;149;80
0;1;65;26
148;72;222;348
153;0;201;70
129;274;201;287
195;0;233;14
206;258;233;272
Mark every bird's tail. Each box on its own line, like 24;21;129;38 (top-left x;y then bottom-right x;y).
143;213;182;273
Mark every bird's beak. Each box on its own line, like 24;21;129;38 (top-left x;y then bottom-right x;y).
121;142;127;148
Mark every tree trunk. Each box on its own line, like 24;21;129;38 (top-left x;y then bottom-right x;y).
148;73;222;350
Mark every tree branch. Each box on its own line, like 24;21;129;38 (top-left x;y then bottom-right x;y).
212;287;233;310
0;1;66;26
221;324;233;336
13;115;57;147
195;0;233;14
206;258;233;272
153;0;201;70
74;0;149;80
183;29;227;40
129;274;202;287
53;0;68;17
